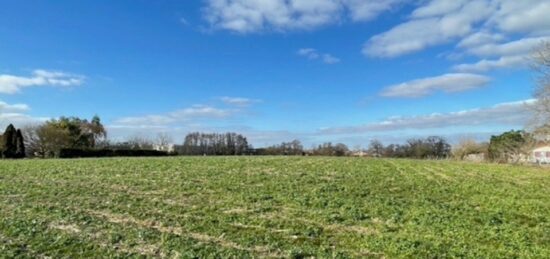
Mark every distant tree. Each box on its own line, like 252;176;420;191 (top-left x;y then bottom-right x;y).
126;136;154;150
488;130;534;163
177;132;249;156
22;116;107;157
0;124;25;159
22;125;39;157
453;138;488;160
155;132;173;152
15;129;25;158
311;142;349;156
425;136;452;159
263;139;304;155
377;136;450;159
86;115;107;147
2;124;17;158
530;41;550;129
368;139;384;157
23;123;72;158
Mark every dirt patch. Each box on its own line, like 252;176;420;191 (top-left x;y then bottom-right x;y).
49;222;81;234
230;223;290;233
88;210;283;258
260;210;380;236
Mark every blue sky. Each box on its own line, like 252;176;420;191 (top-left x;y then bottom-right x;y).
0;0;548;147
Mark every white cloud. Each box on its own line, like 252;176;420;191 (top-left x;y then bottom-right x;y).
0;101;48;130
464;36;550;57
488;0;550;35
114;105;235;126
0;69;84;94
364;0;550;65
319;99;535;134
453;36;550;72
219;96;261;107
457;31;505;48
297;48;340;64
344;0;404;22
364;1;493;57
203;0;404;33
453;55;526;72
381;73;491;98
0;101;30;113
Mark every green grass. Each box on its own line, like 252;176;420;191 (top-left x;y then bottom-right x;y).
0;157;549;258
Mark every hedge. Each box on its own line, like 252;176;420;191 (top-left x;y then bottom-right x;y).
58;148;169;158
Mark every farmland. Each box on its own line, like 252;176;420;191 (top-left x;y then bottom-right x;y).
0;157;549;258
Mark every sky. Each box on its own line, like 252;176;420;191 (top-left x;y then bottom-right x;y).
0;0;548;147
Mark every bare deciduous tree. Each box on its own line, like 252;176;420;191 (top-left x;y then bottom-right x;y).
368;139;384;157
530;41;550;134
155;132;173;152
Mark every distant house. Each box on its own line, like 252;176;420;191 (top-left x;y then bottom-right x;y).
351;150;368;157
532;145;550;164
153;144;174;153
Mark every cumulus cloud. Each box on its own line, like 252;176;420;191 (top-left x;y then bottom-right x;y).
319;99;535;134
0;69;84;94
380;73;491;98
297;48;340;64
364;1;493;57
219;96;262;107
488;0;550;35
343;0;404;22
364;0;550;68
203;0;404;33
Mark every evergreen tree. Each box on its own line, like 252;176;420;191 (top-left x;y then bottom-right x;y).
15;129;25;158
2;124;17;158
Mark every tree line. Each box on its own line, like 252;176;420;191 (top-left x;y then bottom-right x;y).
0;119;540;162
367;136;452;159
174;132;250;156
254;140;350;156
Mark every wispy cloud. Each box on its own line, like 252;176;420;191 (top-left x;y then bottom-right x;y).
0;69;84;94
219;96;262;107
453;55;527;72
380;73;491;98
113;105;236;127
297;48;340;64
203;0;403;33
0;101;30;113
0;101;48;129
180;17;190;26
319;99;535;135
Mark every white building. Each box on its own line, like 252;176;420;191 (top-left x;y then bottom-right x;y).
531;145;550;164
153;144;175;153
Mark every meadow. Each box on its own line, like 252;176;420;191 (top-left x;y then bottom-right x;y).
0;157;548;258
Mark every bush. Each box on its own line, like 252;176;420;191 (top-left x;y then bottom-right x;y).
58;148;169;158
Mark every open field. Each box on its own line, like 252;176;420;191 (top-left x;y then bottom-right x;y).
0;157;549;258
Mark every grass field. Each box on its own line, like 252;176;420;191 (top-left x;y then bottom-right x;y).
0;157;549;258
